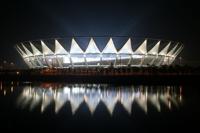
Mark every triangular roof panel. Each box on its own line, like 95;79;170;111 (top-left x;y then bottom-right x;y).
167;43;178;56
148;41;160;55
102;38;117;54
55;40;68;54
16;45;27;57
173;46;183;57
70;38;84;54
159;42;171;55
85;38;100;54
134;39;147;54
22;43;33;56
41;41;54;55
118;38;133;54
30;42;42;56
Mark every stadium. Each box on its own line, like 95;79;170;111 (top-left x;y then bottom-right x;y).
16;37;183;68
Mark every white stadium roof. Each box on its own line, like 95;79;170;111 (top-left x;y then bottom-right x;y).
16;37;183;68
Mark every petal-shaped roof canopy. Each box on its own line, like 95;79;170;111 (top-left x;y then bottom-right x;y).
167;43;178;56
16;37;183;68
30;42;42;56
148;41;160;55
85;38;100;54
22;43;33;56
70;38;84;54
41;41;54;55
55;40;68;54
118;38;133;54
159;42;171;55
102;38;117;54
135;39;147;54
16;45;27;57
173;46;183;57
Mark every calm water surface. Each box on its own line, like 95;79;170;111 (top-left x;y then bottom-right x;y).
0;81;199;132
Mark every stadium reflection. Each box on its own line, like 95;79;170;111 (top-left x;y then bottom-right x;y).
17;83;182;115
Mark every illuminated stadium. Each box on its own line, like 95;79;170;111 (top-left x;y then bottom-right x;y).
16;37;183;68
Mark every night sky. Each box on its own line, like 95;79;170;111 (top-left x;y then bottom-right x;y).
0;0;199;67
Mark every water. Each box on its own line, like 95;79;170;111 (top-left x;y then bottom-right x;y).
0;81;199;132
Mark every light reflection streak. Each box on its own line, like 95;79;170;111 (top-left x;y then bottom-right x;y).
17;84;182;115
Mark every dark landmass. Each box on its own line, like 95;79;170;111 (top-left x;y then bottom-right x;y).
0;65;200;85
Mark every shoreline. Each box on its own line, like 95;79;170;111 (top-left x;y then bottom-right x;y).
1;66;199;85
0;74;199;85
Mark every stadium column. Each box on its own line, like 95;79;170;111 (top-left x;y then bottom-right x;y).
56;55;63;68
114;54;118;67
99;53;102;68
127;54;132;66
149;55;156;65
24;57;33;68
157;56;164;66
35;55;44;68
43;54;49;67
44;55;52;68
166;56;170;65
84;54;88;68
29;56;37;68
69;55;73;68
140;54;146;66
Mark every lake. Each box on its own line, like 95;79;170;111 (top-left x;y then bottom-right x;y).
0;81;199;132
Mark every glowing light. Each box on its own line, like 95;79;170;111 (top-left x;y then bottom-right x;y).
168;101;171;109
11;86;13;92
0;81;2;90
179;95;182;102
4;90;6;95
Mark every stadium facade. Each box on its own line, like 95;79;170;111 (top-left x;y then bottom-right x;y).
16;38;183;68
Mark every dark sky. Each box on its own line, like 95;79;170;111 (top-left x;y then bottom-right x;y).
0;0;200;67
